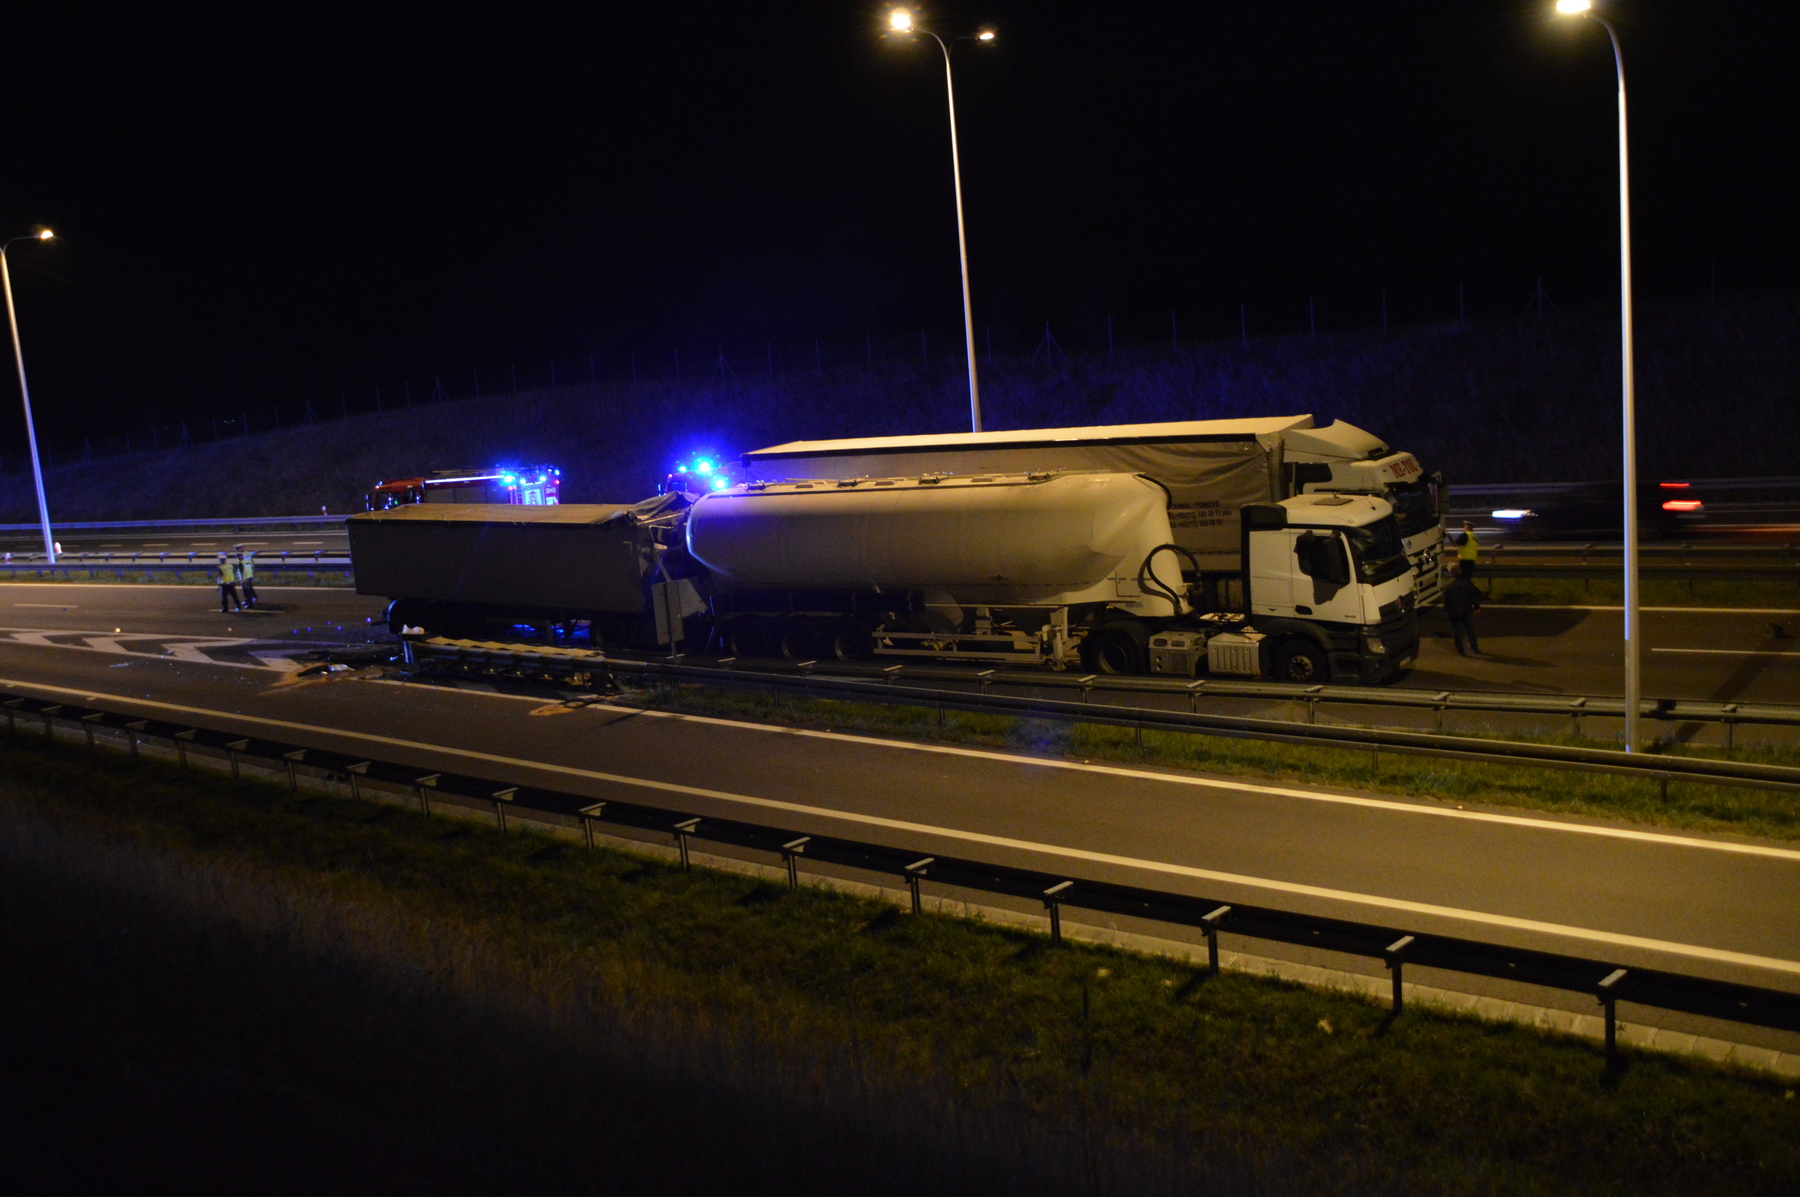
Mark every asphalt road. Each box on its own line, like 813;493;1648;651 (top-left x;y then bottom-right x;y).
1;581;1798;1058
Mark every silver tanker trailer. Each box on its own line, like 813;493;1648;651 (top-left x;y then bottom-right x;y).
744;415;1446;604
351;461;1417;684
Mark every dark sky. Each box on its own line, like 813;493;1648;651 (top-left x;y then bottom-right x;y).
2;1;1795;454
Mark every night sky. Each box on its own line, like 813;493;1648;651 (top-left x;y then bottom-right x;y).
2;1;1795;455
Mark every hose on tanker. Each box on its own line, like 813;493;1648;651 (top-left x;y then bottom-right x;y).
1138;543;1198;616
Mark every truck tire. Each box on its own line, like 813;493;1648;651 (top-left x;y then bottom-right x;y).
1081;621;1149;674
726;616;776;659
779;618;821;660
1273;638;1330;684
385;599;420;636
827;619;874;662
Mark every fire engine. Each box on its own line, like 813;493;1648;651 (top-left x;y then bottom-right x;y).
366;466;560;510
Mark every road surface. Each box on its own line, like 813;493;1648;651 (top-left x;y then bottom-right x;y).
0;581;1796;1055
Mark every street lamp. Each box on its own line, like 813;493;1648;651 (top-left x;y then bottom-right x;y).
1;228;57;564
886;8;996;433
1554;0;1640;750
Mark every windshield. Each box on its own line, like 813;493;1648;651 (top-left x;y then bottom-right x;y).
1344;516;1411;585
1386;481;1438;538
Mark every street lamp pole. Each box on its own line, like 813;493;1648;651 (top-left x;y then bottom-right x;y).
1;230;57;564
1557;0;1639;750
888;10;994;433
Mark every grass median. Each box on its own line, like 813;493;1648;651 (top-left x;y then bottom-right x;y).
620;682;1800;841
1;733;1796;1194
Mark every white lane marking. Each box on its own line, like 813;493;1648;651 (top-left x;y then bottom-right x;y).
1652;648;1800;658
1487;605;1800;615
13;603;79;608
0;628;283;672
5;675;1797;979
292;540;324;545
368;679;1800;864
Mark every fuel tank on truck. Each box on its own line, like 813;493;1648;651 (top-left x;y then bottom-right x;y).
685;470;1187;613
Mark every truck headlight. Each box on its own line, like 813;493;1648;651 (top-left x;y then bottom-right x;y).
1363;636;1386;654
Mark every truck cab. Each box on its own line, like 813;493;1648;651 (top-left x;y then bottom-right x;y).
1244;493;1419;684
1280;423;1445;605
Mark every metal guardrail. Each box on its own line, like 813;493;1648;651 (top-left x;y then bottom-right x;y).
408;637;1800;746
1480;561;1800;583
403;638;1800;793
7;686;1797;1069
1451;477;1800;497
1480;542;1800;560
0;514;346;534
0;553;351;577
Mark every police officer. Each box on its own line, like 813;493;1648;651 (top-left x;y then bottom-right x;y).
236;545;258;608
217;552;241;612
1456;520;1480;579
1443;561;1484;656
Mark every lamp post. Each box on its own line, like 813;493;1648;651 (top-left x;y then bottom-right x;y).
887;8;996;433
1;228;57;564
1555;0;1639;750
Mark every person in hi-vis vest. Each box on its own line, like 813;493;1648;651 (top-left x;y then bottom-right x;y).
217;553;242;613
236;545;259;608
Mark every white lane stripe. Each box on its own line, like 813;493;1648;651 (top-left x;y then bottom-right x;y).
0;631;280;672
1652;647;1800;657
369;679;1800;864
1486;605;1800;615
7;675;1798;979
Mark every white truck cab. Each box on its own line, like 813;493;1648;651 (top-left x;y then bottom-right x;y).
1243;492;1419;684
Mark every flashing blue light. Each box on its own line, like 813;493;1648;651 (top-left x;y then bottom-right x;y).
710;478;727;490
696;459;713;474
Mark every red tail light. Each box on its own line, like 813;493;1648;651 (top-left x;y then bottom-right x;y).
1659;481;1691;489
1661;499;1703;512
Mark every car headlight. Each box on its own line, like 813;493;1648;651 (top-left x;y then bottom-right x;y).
1364;636;1386;654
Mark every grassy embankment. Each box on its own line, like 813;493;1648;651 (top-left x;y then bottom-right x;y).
620;683;1800;842
1;734;1796;1194
8;294;1798;524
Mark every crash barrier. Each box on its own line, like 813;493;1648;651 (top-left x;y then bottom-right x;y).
0;552;351;580
0;514;345;534
407;637;1800;753
1451;476;1800;498
597;656;1800;797
1480;560;1800;584
5;687;1797;1071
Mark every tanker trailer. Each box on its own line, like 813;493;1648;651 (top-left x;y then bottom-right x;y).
685;470;1189;667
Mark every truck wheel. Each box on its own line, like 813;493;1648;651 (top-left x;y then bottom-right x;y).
727;617;776;659
827;620;874;662
1081;622;1149;674
779;618;821;660
1274;638;1330;684
385;599;420;636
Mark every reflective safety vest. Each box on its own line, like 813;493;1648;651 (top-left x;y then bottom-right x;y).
217;558;238;584
1457;531;1479;561
239;553;255;580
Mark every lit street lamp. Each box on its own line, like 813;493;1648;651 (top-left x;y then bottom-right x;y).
886;8;996;433
1;228;57;564
1554;0;1641;750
